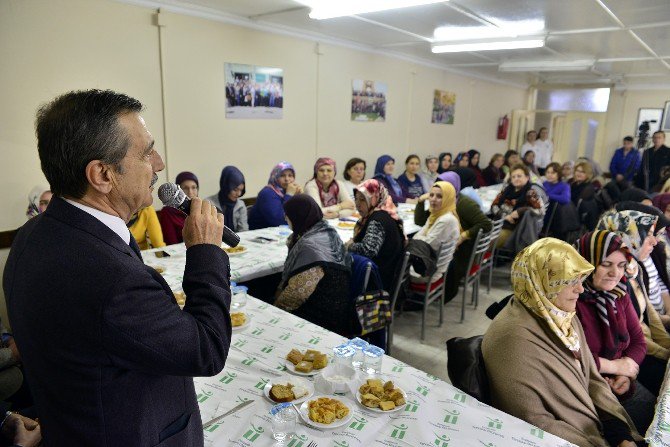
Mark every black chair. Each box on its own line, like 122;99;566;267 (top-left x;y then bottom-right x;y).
446;335;490;404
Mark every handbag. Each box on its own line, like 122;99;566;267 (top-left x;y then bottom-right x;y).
354;268;392;335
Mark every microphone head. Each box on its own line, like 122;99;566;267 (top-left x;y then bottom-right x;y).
158;182;186;208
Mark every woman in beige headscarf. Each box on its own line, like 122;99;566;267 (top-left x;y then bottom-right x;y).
482;238;639;447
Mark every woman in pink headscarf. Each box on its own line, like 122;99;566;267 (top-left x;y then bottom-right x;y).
304;157;355;219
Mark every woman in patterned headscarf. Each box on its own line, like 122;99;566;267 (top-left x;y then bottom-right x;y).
597;209;670;395
483;238;639;447
248;162;303;230
304;157;355;219
346;179;405;291
574;231;654;434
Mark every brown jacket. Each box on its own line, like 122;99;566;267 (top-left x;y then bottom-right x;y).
482;298;638;447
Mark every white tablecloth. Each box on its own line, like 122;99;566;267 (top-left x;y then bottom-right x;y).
191;296;575;447
476;184;504;215
646;358;670;445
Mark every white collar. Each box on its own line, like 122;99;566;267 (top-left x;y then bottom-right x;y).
64;199;131;245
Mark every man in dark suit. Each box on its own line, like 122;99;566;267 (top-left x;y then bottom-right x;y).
3;90;232;446
635;130;670;192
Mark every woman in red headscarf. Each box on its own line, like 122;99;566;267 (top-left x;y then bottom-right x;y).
304;157;355;219
159;171;199;245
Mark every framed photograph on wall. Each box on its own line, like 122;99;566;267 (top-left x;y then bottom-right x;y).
224;62;283;119
431;89;456;124
351;80;387;122
662;102;670;132
637;107;663;135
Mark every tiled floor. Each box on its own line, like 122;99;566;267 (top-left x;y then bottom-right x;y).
389;264;512;383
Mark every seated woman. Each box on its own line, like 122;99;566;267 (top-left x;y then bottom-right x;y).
451;167;485;211
248;162;303;230
522;150;541;177
26;187;52;219
502;150;521;179
570;161;600;231
274;195;358;337
598;209;670;396
415;172;492;303
397;154;427;200
159;171;199;245
543;162;570;205
346;179;405;291
467;149;486;187
128;206;165;250
483;238;640;447
206;166;248;232
490;164;545;249
419;154;439;193
562;161;575;181
542;162;577;240
304;157;355;219
342;157;366;200
410;181;460;284
574;230;655;435
373;155;415;204
437;152;452;173
482;153;505;186
453;152;469;168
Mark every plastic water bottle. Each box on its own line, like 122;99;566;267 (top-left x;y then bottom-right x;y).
348;337;369;370
270;403;296;441
363;345;385;375
332;343;356;367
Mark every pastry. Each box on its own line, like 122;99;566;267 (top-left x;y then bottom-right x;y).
286;349;303;365
359;379;405;410
269;384;295;403
230;312;246;327
312;353;328;370
295;361;313;373
379;401;396;411
308;397;349;424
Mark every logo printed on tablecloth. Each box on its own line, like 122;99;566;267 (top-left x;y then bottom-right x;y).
390;423;409;439
294;322;306;329
257;303;269;310
350;416;368;431
334;441;351;447
252;328;265;335
433;433;450;446
243;424;264;442
443;410;460;424
426;373;440;381
196;389;213;403
287;434;308;447
236;395;252;404
487;418;503;430
268;317;280;325
219;372;237;384
308;336;321;345
478;442;496;447
261;345;275;353
254;378;270;390
453;392;466;403
416;385;430;396
392;362;406;372
530;427;544;439
242;356;257;366
405;399;420;413
233;338;247;348
205;422;222;433
279;332;292;341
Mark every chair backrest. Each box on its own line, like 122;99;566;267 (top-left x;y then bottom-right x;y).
436;239;457;274
487;218;504;248
350;254;378;299
362;262;372;292
540;201;559;237
389;252;410;312
446;335;490;403
465;229;492;277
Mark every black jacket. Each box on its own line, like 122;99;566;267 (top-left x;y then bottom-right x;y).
3;197;232;446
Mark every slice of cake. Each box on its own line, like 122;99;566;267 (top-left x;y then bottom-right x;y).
269;384;295;403
286;349;303;365
295;361;313;373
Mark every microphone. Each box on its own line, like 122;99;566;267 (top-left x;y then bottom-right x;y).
158;182;240;248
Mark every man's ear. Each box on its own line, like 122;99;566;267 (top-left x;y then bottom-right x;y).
85;160;115;194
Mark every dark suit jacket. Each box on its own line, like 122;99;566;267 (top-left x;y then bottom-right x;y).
3;197;232;446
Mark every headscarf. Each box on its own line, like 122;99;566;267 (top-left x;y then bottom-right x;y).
615;201;670;229
26;186;48;219
175;171;199;188
467;149;480;169
353;179;400;238
283;194;323;243
575;231;632;330
652;193;670;215
373;155;403;197
267;162;295;198
426;181;458;230
597;210;658;258
511;238;594;353
438;152;452;174
438;172;461;195
312;157;339;207
452;167;478;190
425;154;438;165
454;152;469;166
217;166;246;232
280;194;350;289
619;187;651;203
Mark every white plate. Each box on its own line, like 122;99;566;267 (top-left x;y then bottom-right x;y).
355;380;407;413
263;378;315;405
283;360;326;377
298;395;354;430
231;313;251;331
223;245;248;256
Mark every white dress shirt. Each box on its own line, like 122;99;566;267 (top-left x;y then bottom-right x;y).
65;199;131;245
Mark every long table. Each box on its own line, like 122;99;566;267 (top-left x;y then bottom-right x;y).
145;204;422;284
143;246;575;446
646;360;670;446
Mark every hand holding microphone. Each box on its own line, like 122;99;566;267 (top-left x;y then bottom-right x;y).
158;183;241;248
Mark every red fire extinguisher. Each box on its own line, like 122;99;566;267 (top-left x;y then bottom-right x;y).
497;115;509;140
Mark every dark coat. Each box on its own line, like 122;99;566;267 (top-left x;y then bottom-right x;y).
3;197;232;446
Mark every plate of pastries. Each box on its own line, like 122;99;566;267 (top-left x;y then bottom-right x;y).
357;378;406;413
284;348;329;376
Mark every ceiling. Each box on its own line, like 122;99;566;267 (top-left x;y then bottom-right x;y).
128;0;670;88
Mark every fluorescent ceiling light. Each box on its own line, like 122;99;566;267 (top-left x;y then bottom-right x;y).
498;59;596;72
432;39;544;53
433;19;545;41
294;0;446;20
